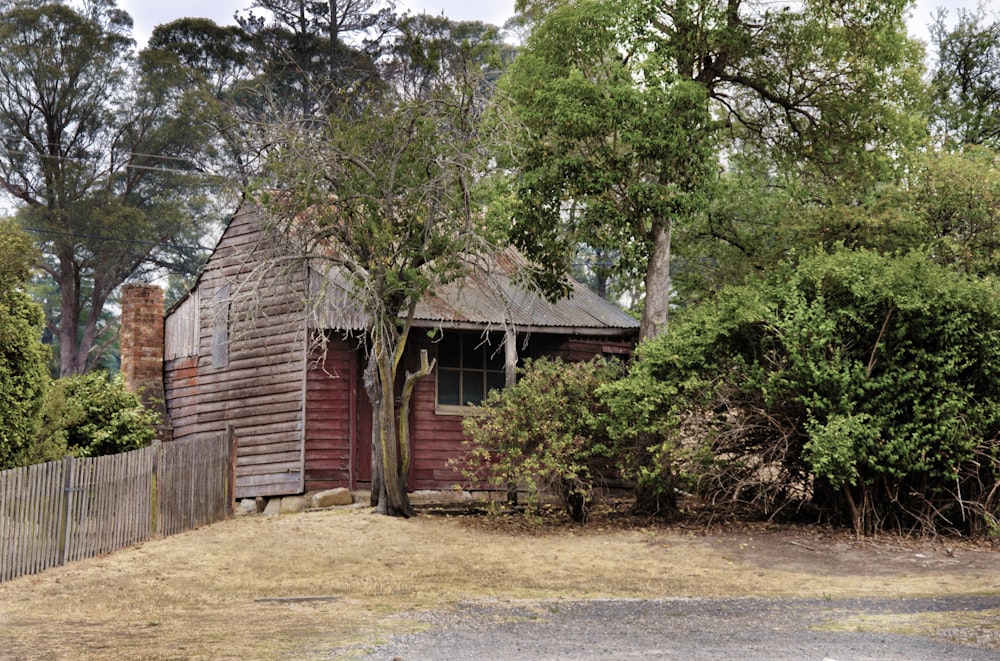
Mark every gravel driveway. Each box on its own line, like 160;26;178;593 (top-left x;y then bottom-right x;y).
342;595;1000;660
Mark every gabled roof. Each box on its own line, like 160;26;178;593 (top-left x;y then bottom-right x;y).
170;202;638;339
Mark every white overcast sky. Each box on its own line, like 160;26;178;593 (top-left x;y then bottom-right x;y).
119;1;516;46
117;0;985;49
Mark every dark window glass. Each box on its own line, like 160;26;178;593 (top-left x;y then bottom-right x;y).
462;374;483;406
438;341;460;368
485;344;505;370
462;337;481;370
436;332;507;407
486;370;506;394
438;369;461;405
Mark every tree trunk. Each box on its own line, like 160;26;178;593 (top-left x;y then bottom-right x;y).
363;355;382;509
504;326;518;505
399;349;435;479
57;252;82;377
369;336;414;517
640;218;672;341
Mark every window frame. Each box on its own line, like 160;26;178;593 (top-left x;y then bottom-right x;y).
434;331;507;415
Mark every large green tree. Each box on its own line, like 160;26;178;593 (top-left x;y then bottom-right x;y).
143;17;257;189
0;0;224;375
236;0;393;116
501;0;925;338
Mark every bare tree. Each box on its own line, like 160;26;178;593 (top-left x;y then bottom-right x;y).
251;17;504;515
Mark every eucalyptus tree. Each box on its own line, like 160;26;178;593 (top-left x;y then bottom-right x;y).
236;0;395;117
144;18;257;183
502;0;925;338
0;0;224;375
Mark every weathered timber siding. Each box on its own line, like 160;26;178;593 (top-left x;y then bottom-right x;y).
164;207;308;498
409;373;466;489
303;336;356;491
531;335;635;362
402;333;635;491
407;336;467;490
164;356;199;440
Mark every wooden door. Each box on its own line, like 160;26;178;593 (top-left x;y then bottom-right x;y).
353;353;373;487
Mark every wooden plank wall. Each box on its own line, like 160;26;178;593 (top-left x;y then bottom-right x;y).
187;207;308;498
403;333;635;491
165;355;199;441
303;336;355;491
408;336;467;490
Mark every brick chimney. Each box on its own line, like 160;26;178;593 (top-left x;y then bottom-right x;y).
120;283;172;441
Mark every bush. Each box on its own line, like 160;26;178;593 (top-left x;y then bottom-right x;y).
0;220;49;469
460;356;625;522
31;371;159;462
0;293;51;469
611;248;1000;536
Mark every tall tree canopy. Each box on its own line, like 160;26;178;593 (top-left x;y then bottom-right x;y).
0;0;226;375
501;0;925;338
930;5;1000;148
236;0;394;116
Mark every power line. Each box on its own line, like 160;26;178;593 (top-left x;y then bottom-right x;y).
23;226;208;252
0;147;234;180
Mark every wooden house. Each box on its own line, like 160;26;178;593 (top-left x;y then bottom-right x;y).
134;204;639;499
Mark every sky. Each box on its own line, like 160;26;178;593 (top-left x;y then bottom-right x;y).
119;1;516;46
118;0;981;49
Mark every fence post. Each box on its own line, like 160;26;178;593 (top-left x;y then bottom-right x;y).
226;426;237;517
152;439;162;536
59;456;75;566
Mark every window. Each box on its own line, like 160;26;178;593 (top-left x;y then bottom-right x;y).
211;284;230;368
436;332;506;409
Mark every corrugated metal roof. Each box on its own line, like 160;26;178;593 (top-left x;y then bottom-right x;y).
311;247;639;337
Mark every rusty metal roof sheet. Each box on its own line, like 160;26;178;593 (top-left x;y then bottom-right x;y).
311;247;639;337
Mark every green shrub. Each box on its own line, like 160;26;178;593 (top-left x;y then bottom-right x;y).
0;220;49;469
0;293;51;469
611;248;1000;536
31;371;159;462
460;356;625;522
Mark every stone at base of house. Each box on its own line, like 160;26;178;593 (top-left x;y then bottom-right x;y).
280;496;305;514
237;498;258;515
310;488;353;509
409;489;474;505
262;497;283;516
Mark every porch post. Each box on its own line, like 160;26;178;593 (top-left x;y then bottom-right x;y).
504;325;518;505
504;325;517;388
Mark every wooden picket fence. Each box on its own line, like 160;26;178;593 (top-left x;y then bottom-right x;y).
0;432;235;584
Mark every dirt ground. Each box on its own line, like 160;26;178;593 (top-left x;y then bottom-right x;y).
1;501;999;660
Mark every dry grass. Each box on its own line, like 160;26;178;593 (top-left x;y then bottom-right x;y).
1;504;999;660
